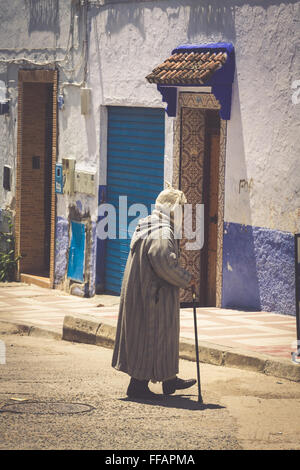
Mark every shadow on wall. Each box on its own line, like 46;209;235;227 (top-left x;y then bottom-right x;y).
103;0;234;42
25;0;60;35
105;4;145;39
185;0;299;43
101;0;299;51
101;0;298;47
187;0;236;42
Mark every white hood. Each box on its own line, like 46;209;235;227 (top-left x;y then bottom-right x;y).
130;209;174;252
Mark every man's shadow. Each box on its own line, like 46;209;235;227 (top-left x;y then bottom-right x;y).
119;394;224;411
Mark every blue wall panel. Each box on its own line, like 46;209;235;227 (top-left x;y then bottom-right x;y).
222;222;295;316
105;106;165;294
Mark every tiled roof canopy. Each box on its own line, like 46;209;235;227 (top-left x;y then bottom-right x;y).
145;43;235;119
146;51;227;85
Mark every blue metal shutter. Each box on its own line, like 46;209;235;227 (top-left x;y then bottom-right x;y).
105;106;165;294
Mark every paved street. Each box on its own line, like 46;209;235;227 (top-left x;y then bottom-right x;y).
0;324;300;450
0;283;297;359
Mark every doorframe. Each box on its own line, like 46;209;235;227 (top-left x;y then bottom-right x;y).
16;69;58;288
173;92;227;308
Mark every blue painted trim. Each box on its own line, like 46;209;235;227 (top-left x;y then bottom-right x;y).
172;42;233;54
210;83;232;120
157;42;235;120
222;222;296;316
157;85;177;117
172;42;235;86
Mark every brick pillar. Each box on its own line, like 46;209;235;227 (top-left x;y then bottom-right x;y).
16;70;57;281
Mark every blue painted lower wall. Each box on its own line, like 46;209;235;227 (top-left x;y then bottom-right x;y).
55;216;69;284
222;222;295;316
54;214;296;313
54;216;97;297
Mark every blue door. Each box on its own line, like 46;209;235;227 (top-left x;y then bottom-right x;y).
67;221;86;282
105;106;165;294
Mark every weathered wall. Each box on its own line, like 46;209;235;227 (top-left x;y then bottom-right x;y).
89;0;300;230
89;0;299;312
1;1;299;310
225;3;300;231
0;0;72;212
222;3;300;314
0;0;98;295
0;64;18;213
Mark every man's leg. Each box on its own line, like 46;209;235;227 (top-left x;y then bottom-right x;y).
162;376;196;395
127;377;160;400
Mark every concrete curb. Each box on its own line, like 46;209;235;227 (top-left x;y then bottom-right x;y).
0;320;61;341
62;314;116;349
2;317;299;383
62;314;300;383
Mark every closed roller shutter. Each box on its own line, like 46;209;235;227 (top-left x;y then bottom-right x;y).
105;106;165;294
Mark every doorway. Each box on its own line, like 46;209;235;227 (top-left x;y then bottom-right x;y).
179;106;221;306
16;70;57;287
203;111;221;306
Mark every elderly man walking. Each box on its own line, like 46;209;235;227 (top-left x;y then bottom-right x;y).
112;187;196;399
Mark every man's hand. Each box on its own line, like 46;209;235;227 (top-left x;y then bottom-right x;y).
189;277;197;293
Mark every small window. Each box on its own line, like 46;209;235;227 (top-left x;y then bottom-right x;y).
3;166;11;191
32;156;40;169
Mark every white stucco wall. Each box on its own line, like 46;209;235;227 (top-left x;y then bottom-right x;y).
0;0;99;220
225;3;300;233
0;64;18;212
89;0;300;233
1;1;70;51
1;0;299;234
56;84;100;220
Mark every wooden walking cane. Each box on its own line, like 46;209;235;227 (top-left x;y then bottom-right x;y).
192;288;203;404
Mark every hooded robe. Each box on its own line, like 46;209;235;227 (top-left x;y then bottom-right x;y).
111;209;192;382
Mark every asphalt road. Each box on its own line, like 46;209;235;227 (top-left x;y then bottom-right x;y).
0;323;299;451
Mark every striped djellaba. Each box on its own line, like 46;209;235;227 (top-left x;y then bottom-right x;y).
112;211;192;382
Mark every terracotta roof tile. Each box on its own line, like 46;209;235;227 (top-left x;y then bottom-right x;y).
146;50;227;85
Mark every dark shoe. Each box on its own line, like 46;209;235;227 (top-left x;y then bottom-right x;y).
127;378;159;400
162;376;197;395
